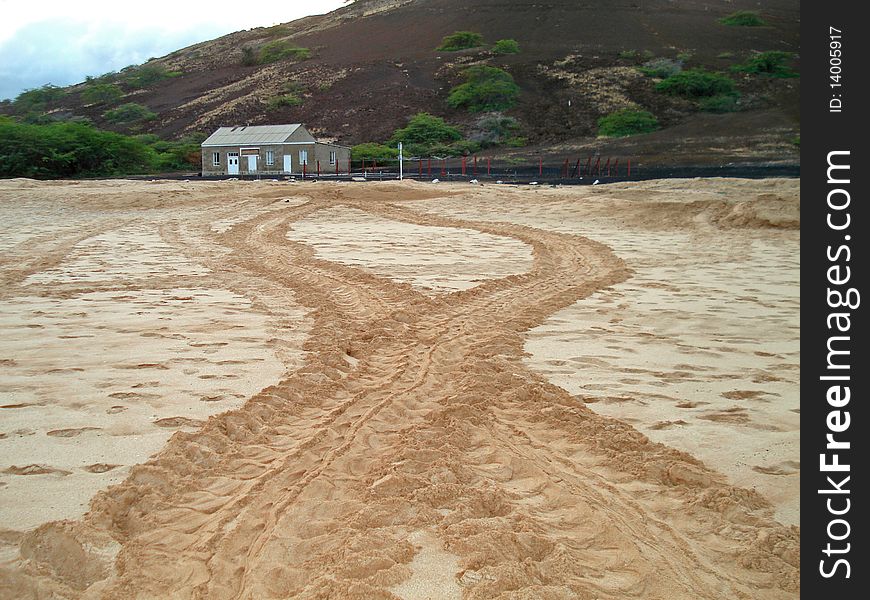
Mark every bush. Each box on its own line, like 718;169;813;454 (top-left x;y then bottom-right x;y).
505;136;527;147
638;58;683;78
618;50;638;60
732;51;798;77
82;84;123;105
655;69;734;97
352;143;399;161
267;94;303;109
12;85;66;114
240;47;258;66
389;112;463;155
597;109;659;137
258;41;310;64
437;31;484;52
493;39;520;54
719;11;767;26
699;92;742;113
447;66;521;112
103;103;156;124
469;113;520;147
124;64;181;89
0;117;157;178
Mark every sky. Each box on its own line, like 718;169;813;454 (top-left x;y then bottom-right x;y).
0;0;347;100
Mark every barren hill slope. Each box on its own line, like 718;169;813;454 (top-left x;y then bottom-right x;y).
20;0;801;164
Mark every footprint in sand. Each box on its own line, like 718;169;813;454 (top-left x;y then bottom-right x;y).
154;417;205;428
82;464;121;473
46;427;101;438
3;464;72;476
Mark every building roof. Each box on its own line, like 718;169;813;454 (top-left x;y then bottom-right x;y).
201;124;304;146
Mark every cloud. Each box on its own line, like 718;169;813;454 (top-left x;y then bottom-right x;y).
0;1;346;100
0;18;229;100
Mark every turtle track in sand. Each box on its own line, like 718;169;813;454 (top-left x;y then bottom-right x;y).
0;181;798;599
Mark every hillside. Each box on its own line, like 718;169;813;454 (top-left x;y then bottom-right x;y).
4;0;800;166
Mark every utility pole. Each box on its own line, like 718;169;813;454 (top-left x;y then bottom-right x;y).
398;142;403;181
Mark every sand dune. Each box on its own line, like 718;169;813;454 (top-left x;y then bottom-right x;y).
0;178;798;599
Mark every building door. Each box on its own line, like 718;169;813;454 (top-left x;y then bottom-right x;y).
283;155;292;174
227;152;239;175
247;155;258;172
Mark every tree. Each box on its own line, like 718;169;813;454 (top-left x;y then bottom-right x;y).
388;113;464;156
447;66;521;112
82;84;123;105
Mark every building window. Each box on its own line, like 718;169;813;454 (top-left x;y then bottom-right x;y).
329;151;337;165
266;150;274;166
299;150;308;165
212;152;220;167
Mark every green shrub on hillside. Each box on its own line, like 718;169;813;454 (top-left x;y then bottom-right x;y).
493;39;520;54
267;94;304;109
469;113;521;147
103;103;156;124
351;143;399;161
719;11;767;26
82;84;123;105
258;41;311;64
638;58;683;78
597;109;659;137
447;66;521;112
389;112;463;155
699;92;742;113
12;85;66;114
732;51;798;78
241;47;258;66
655;69;734;97
437;31;484;52
0;117;157;178
124;64;181;89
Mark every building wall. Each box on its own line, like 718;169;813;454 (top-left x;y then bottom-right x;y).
202;142;351;176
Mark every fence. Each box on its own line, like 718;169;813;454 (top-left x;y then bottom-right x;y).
204;156;798;183
293;154;636;182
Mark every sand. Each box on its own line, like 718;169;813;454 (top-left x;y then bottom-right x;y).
0;178;799;599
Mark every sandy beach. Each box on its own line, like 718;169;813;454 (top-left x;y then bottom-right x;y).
0;177;799;598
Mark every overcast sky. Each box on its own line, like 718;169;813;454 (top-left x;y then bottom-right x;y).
0;0;347;100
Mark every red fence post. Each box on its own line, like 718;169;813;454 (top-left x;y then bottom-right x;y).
427;158;432;177
585;156;592;176
303;161;307;179
487;157;491;176
574;158;581;178
562;158;569;178
461;156;467;176
335;159;338;175
317;160;321;177
473;155;478;176
612;158;619;177
593;157;601;176
627;159;631;177
348;158;351;174
441;159;446;177
539;156;543;177
604;158;610;177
